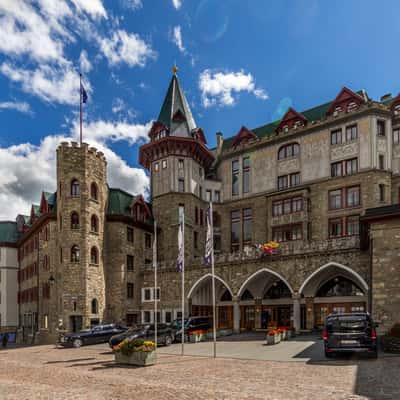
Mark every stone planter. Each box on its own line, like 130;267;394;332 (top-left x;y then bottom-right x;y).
114;351;157;366
266;334;281;345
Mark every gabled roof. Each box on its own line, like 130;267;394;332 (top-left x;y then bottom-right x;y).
0;221;19;243
275;107;308;132
157;74;196;134
232;126;258;147
326;87;366;115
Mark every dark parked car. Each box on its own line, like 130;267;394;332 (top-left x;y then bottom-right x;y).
322;313;378;358
171;316;212;341
109;324;174;348
59;324;127;348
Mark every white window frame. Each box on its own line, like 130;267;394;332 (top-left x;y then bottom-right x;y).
141;287;160;302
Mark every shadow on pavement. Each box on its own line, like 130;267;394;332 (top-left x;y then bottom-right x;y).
46;357;96;364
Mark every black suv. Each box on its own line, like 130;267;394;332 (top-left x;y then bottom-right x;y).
171;316;212;341
59;324;127;348
109;324;174;348
322;313;378;358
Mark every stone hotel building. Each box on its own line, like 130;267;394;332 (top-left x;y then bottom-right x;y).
1;72;400;342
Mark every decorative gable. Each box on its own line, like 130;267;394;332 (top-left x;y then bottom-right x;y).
149;121;169;142
326;87;365;116
232;126;258;147
275;108;307;134
130;195;152;222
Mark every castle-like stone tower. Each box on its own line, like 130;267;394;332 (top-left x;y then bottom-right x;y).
56;142;108;332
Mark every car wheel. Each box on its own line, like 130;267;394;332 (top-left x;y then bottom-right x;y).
164;335;172;347
73;339;83;348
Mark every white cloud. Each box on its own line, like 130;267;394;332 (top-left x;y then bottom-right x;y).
0;118;152;220
0;62;84;106
0;101;33;115
172;0;182;10
120;0;143;10
79;50;92;73
99;30;156;67
199;69;269;108
171;25;185;53
70;0;107;19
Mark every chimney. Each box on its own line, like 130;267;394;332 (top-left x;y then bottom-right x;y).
380;93;392;102
216;131;223;149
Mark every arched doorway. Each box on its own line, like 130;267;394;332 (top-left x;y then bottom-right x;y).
299;262;368;329
187;274;234;329
237;269;294;331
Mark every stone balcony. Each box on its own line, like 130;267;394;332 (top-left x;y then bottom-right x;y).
142;236;361;272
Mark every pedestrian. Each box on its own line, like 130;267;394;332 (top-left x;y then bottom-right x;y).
2;332;9;348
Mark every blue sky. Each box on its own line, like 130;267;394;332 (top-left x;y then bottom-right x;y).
0;0;400;219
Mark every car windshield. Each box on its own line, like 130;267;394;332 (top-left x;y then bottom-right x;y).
327;316;369;332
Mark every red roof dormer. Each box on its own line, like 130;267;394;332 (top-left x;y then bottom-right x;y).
130;195;152;222
275;108;307;134
232;126;258;147
326;87;365;116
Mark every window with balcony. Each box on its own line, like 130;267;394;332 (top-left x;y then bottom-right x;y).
272;224;302;242
329;218;342;238
329;216;359;238
329;186;360;210
272;197;303;216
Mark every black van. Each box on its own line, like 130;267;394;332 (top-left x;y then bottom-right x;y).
322;313;378;358
171;316;212;341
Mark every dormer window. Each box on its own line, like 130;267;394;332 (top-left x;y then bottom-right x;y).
333;106;342;115
347;102;358;112
283;125;289;133
394;104;400;115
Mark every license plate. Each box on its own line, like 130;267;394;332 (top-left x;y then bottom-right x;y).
341;340;357;345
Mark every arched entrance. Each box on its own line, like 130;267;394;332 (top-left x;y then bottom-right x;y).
187;274;234;329
237;269;294;331
299;262;368;329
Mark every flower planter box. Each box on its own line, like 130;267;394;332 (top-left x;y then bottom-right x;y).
114;351;156;366
266;334;281;345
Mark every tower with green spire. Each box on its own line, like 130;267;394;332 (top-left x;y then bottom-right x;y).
139;71;215;262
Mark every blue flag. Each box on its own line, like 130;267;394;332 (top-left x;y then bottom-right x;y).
204;203;213;266
80;82;88;104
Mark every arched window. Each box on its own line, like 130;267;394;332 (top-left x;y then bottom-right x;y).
71;179;80;197
91;298;98;314
90;246;99;264
71;245;80;262
241;289;254;301
316;276;364;297
264;281;291;299
91;215;98;233
278;143;300;160
90;182;98;201
71;212;79;229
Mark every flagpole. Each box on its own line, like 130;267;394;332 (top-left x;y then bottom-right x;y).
181;209;185;356
210;202;217;358
79;73;83;146
154;220;158;349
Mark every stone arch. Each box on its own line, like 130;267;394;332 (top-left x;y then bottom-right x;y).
299;261;368;296
237;268;294;298
187;273;233;299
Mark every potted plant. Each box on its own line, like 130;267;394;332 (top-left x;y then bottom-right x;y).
266;329;281;345
113;338;156;366
189;329;207;343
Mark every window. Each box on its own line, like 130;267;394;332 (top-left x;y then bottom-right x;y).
214;190;221;203
154;162;159;172
347;216;360;236
200;209;204;225
243;157;250;193
329;189;342;209
377;120;386;136
379;184;385;202
90;247;99;264
194;231;198;249
273;201;283;216
272;224;302;242
206;190;212;202
345;158;358;175
277;175;288;190
71;179;80;196
178;178;185;192
178;159;184;169
71;212;79;229
231;210;241;252
331;161;342;177
346;124;358;141
273;197;303;216
143;288;152;301
145;233;152;249
331;129;342;145
199;186;203;199
162;159;167;169
290;172;300;187
153;287;160;300
278;143;300;160
127;283;134;299
379;155;385;170
347;186;360;207
91;299;98;314
143;311;151;323
394;129;400;145
91;215;98;232
71;245;80;262
329;218;342;238
195;207;199;224
90;182;98;200
232;160;239;196
127;227;134;242
243;208;252;246
127;255;134;271
278;173;300;190
165;311;172;323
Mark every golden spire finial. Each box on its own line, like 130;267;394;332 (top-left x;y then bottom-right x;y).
172;64;178;75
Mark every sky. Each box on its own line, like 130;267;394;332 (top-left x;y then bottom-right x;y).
0;0;400;220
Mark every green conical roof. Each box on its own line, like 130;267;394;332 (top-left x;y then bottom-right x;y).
157;74;196;135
